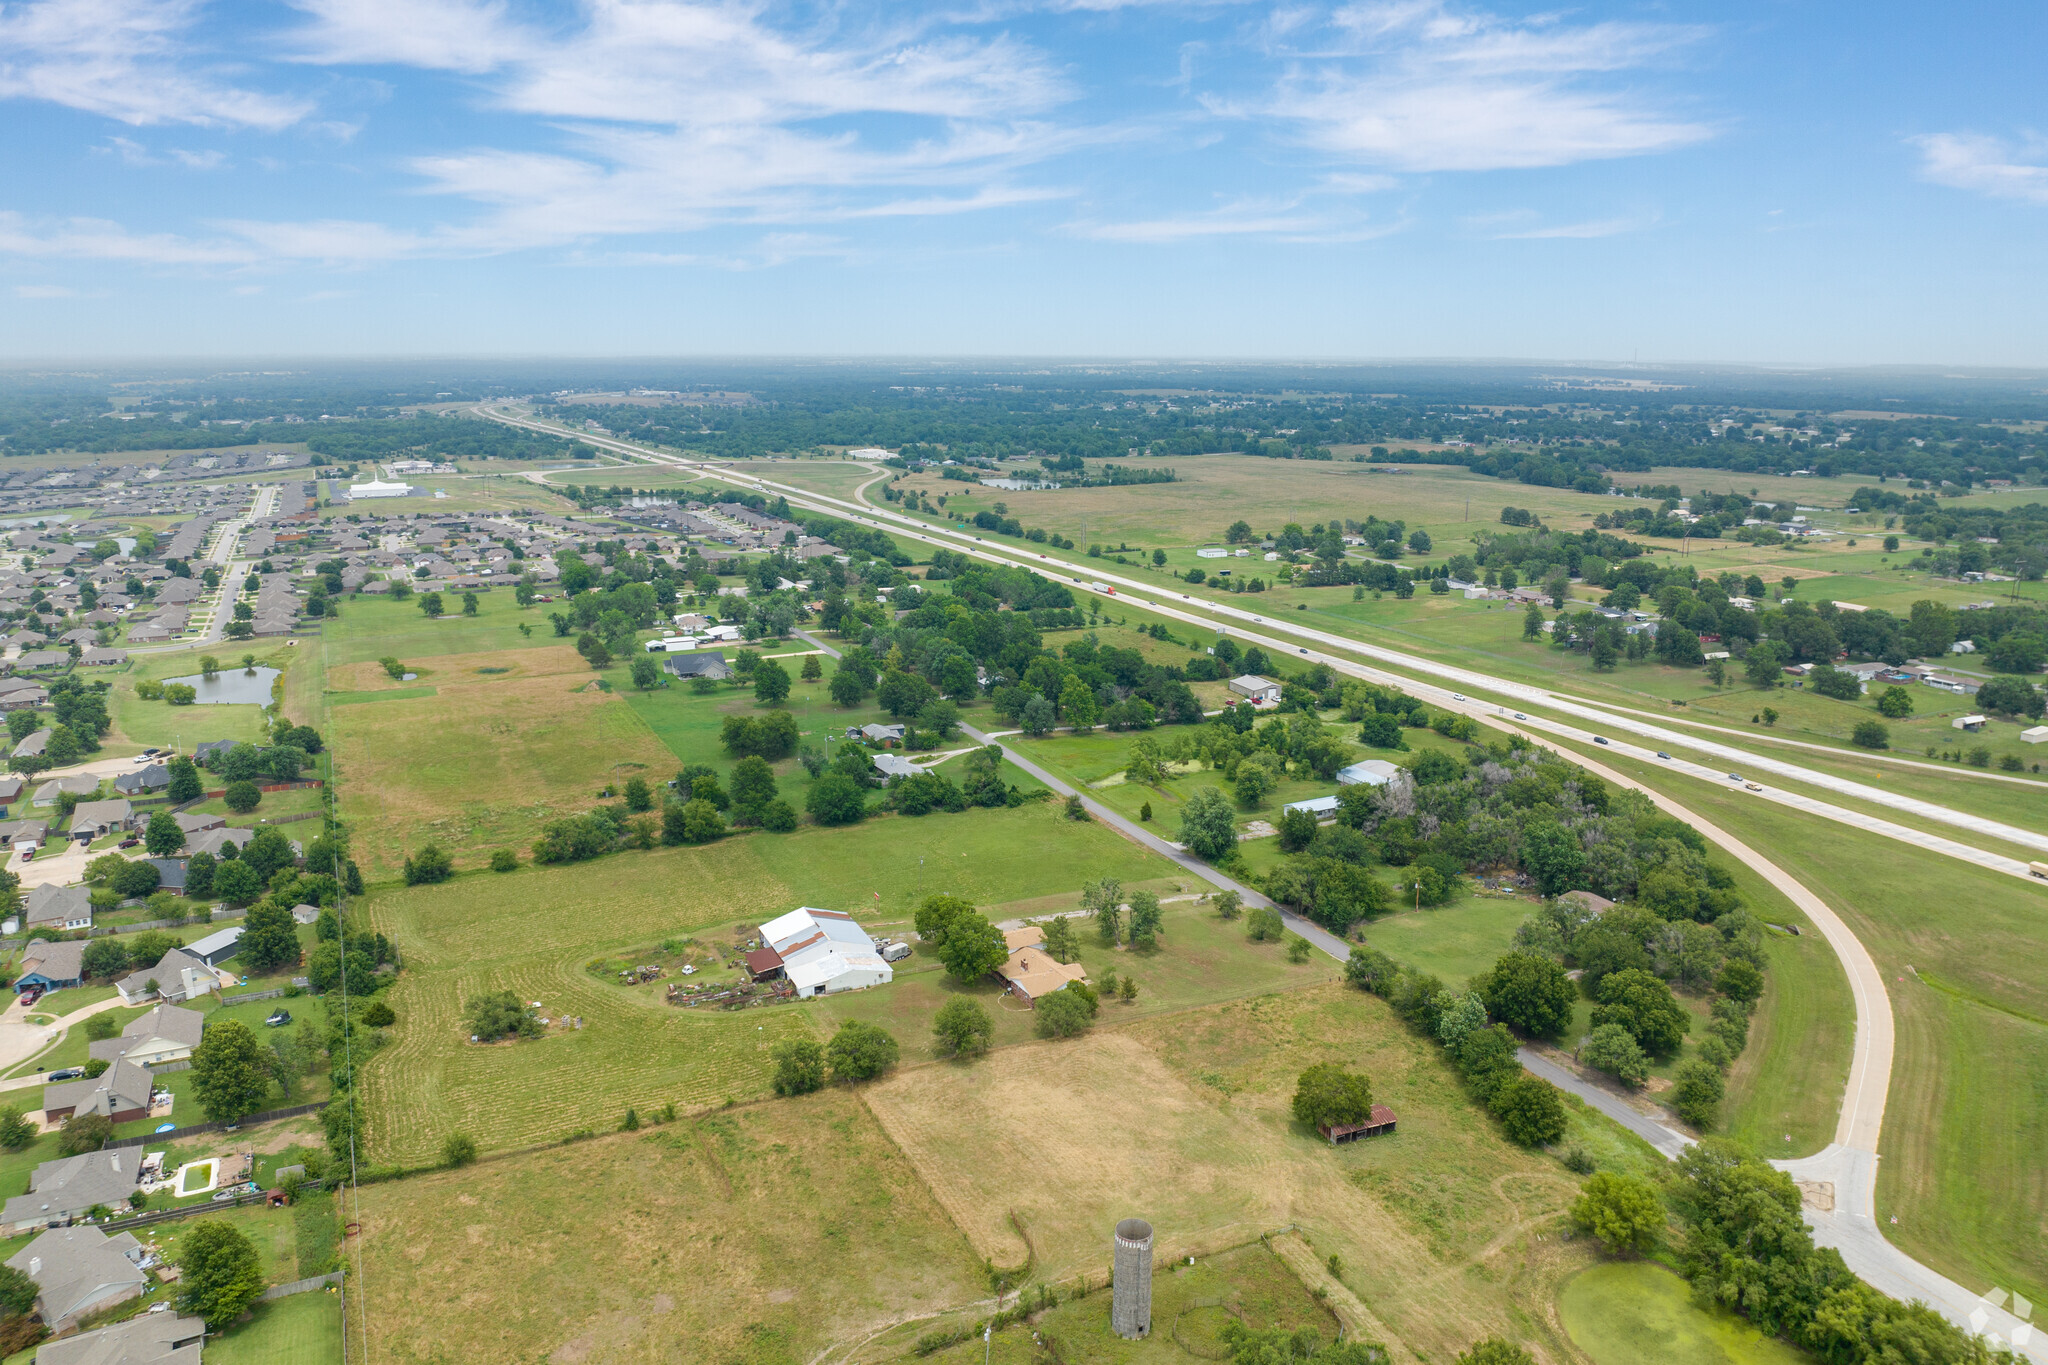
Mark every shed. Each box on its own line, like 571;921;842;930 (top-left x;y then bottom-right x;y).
1951;715;1986;732
2023;726;2048;745
1281;795;1340;818
186;925;244;966
1318;1105;1399;1142
743;947;785;980
1226;675;1282;706
1335;760;1403;788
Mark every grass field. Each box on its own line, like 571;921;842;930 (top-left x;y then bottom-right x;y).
1559;1262;1814;1364
865;983;1606;1362
205;1288;344;1365
325;643;675;878
104;643;294;751
1556;741;2048;1309
355;801;1180;1165
350;1088;988;1365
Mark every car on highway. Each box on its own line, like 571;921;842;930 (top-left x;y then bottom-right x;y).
1299;647;1308;654
1452;693;1465;702
1745;782;1764;792
1593;736;1609;745
1657;752;1671;760
1512;713;1526;720
1727;773;1744;782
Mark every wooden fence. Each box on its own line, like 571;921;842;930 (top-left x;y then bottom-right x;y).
262;1271;343;1301
219;987;286;1006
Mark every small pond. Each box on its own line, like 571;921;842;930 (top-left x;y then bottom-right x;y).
161;666;280;705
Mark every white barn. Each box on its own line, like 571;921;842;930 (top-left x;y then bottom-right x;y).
760;907;894;998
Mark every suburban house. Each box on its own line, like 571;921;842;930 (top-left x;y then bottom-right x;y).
76;647;130;667
993;924;1089;1006
187;925;245;967
1227;675;1282;706
146;858;187;893
0;820;47;855
172;810;226;837
89;1003;205;1070
25;883;94;932
11;729;49;761
184;826;255;860
68;798;136;841
872;752;920;783
44;1057;155;1124
660;650;731;681
755;906;894;997
113;763;171;796
33;774;101;807
0;1151;139;1235
5;1227;152;1328
0;775;23;806
115;948;227;1006
36;1312;205;1365
14;939;86;994
1335;759;1404;788
857;722;906;745
1558;890;1616;916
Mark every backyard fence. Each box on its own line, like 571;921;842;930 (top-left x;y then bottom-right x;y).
103;1102;325;1151
262;1271;343;1301
218;987;286;1005
199;779;325;799
149;1060;192;1075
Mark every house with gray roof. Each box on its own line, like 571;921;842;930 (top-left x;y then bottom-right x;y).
34;774;102;807
14;939;84;993
113;763;170;796
660;649;731;681
5;1226;150;1327
0;1151;140;1235
43;1057;154;1125
11;728;49;759
36;1311;205;1365
88;1003;205;1070
68;798;135;840
115;949;223;1007
25;883;92;931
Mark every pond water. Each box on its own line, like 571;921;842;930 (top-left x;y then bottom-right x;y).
161;666;280;705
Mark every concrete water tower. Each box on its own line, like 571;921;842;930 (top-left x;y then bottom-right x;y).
1111;1218;1154;1339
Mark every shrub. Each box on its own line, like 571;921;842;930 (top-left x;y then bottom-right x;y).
1034;986;1095;1038
1473;951;1578;1039
442;1133;478;1167
223;781;261;814
1291;1062;1374;1131
361;1000;396;1028
1569;1171;1664;1254
825;1021;900;1082
932;996;994;1058
1458;1341;1536;1365
770;1038;825;1096
1578;1023;1650;1088
404;844;454;885
1671;1059;1725;1129
1245;906;1285;942
489;848;518;872
464;990;540;1042
1850;719;1889;750
1490;1074;1566;1147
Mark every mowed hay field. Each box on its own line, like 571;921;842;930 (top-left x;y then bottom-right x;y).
357;804;1180;1165
863;984;1598;1362
351;1089;987;1365
326;644;674;877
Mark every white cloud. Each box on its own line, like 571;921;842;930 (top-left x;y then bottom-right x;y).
0;0;310;128
1471;208;1659;239
1072;194;1397;243
0;211;257;264
1245;0;1713;171
1911;132;2048;205
13;283;74;297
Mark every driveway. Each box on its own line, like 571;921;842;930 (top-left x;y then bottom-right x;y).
0;992;135;1082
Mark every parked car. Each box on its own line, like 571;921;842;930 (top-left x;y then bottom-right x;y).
18;849;32;862
19;987;42;1008
47;1068;83;1081
265;1009;292;1027
118;837;140;849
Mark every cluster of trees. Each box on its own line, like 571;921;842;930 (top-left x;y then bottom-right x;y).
770;1020;901;1094
1341;945;1568;1148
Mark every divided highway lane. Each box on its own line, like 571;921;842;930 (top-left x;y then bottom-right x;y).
478;407;2048;877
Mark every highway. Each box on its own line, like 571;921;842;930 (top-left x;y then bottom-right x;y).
479;404;2048;881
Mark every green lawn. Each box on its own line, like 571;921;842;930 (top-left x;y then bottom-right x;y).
103;645;294;752
355;800;1184;1165
1358;892;1535;987
202;1288;343;1365
1560;1262;1814;1364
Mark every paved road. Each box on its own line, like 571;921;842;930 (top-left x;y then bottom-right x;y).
1515;1048;1692;1159
482;405;2047;868
0;993;137;1088
534;416;2043;1352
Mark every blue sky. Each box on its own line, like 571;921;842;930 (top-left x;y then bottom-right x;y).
1;0;2043;362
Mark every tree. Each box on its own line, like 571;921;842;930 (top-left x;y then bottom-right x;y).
419;591;445;618
753;658;791;705
144;809;186;856
800;654;822;682
0;1107;35;1153
828;668;866;708
465;990;540;1042
1519;823;1584;896
1473;951;1578;1039
623;776;653;812
1743;642;1783;688
1234;762;1273;808
361;1000;396;1027
1579;1023;1650;1087
176;1220;266;1329
676;798;726;843
936;911;1007;983
805;772;867;826
184;851;216;899
462;590;479;616
81;937;130;980
1446;1340;1536;1365
1034;986;1095;1038
1490;1073;1566;1146
1671;1059;1725;1128
1591;969;1690;1058
728;756;777;822
1057;674;1099;731
1291;1062;1373;1131
825;1020;900;1081
1570;1172;1664;1255
630;656;661;690
211;859;261;904
1875;685;1914;718
1850;719;1889;750
1976;674;2044;719
191;1020;273;1123
771;1037;825;1096
878;669;935;719
1716;957;1764;1006
1178;786;1238;860
933;996;994;1057
442;1133;478;1167
222;780;261;814
237;900;302;974
57;1113;113;1155
913;894;974;948
404;844;454;885
1809;665;1861;701
1245;905;1284;941
1127;890;1163;950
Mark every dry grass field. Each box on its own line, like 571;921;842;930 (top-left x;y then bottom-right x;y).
326;644;674;877
350;1089;989;1365
864;984;1602;1363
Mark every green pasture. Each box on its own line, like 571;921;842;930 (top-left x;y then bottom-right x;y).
1559;1262;1814;1364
